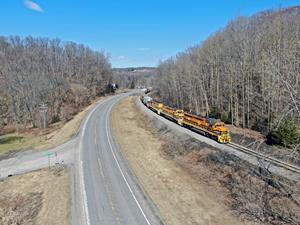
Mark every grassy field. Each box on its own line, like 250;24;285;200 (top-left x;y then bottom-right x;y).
0;90;129;156
0;134;46;156
0;96;104;156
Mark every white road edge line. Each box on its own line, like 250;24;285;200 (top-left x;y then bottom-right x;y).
105;103;152;225
79;98;111;225
79;158;91;225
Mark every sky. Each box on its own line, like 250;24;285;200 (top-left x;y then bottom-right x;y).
1;0;300;68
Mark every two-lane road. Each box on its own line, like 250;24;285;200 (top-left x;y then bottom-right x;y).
78;92;162;225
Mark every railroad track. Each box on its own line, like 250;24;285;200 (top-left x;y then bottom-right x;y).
228;142;300;174
139;97;300;175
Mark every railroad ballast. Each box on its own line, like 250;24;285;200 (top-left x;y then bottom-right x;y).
141;95;231;143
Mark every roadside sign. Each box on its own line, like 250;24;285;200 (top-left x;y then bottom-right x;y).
45;152;55;157
46;152;55;169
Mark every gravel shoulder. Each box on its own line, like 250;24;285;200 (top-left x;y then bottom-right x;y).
112;96;248;225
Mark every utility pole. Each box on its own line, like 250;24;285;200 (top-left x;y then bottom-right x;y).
48;153;51;170
39;103;48;129
46;152;54;170
55;152;58;164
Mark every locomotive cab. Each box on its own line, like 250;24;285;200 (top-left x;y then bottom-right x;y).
212;122;231;143
174;109;184;125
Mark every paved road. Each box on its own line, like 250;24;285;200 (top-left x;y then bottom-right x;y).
2;91;298;224
137;98;300;182
75;92;163;225
0;91;163;225
0;136;76;179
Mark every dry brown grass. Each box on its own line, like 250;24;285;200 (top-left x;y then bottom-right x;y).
37;97;102;149
175;148;300;225
0;96;104;156
0;167;70;225
112;96;250;225
113;96;300;225
147;105;300;225
0;90;129;156
227;125;265;141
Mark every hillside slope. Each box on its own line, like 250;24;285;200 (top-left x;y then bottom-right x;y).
155;6;300;139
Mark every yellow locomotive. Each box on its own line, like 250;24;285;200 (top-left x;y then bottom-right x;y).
141;96;231;143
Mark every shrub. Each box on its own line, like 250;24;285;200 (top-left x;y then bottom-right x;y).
252;117;269;134
51;114;61;123
130;81;135;89
267;117;300;147
209;108;221;119
221;111;232;124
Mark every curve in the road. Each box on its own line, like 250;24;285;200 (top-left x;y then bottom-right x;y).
78;92;163;225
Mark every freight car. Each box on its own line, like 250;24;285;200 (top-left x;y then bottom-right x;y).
140;96;231;143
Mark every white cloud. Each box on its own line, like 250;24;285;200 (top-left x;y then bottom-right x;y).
117;55;126;60
24;0;43;12
137;48;150;51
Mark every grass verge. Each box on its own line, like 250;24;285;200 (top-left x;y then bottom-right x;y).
0;95;104;156
0;166;70;225
113;96;300;225
112;96;246;225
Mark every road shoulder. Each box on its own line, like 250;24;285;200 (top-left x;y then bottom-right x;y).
112;96;247;225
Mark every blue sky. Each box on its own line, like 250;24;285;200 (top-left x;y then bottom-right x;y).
1;0;300;68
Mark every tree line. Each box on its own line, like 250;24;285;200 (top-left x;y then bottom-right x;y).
0;36;112;131
155;7;300;145
113;67;156;89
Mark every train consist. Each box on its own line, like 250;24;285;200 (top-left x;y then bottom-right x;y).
141;95;231;143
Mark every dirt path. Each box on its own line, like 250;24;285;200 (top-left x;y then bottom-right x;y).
0;167;70;225
112;97;249;225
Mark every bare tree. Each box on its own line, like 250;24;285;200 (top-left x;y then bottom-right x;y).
0;36;113;130
155;7;300;137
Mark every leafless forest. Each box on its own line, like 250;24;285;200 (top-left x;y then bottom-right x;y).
113;67;156;89
0;36;112;130
155;7;300;138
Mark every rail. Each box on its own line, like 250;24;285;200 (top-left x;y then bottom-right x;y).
141;97;300;174
227;142;300;174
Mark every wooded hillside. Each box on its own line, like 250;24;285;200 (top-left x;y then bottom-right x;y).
155;7;300;138
0;36;112;131
113;67;156;89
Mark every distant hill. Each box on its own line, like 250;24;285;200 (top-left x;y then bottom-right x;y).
113;67;156;73
113;67;157;88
